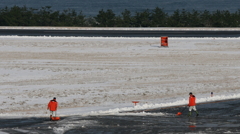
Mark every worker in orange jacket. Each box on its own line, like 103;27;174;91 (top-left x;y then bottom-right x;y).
47;97;58;120
188;92;199;117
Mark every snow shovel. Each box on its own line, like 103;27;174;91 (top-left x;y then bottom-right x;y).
51;116;60;121
176;106;186;116
51;111;60;121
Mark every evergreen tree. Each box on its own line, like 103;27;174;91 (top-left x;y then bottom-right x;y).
188;10;202;27
133;9;152;27
118;9;133;27
168;9;181;27
94;9;116;27
37;6;54;26
0;5;240;27
200;10;212;27
0;6;34;26
151;7;168;27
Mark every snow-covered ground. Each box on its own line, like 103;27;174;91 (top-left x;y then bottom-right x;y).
0;36;239;117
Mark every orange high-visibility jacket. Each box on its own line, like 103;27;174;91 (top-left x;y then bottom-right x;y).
48;100;58;111
189;95;196;106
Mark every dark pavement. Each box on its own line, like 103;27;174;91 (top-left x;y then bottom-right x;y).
1;99;240;134
1;29;240;37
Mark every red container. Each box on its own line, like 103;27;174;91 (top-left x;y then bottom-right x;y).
161;36;168;47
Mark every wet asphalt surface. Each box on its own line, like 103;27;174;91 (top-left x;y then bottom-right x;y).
1;99;240;134
1;29;240;37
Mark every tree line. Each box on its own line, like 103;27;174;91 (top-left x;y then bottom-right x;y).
0;6;240;27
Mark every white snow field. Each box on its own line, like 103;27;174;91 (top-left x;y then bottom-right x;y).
0;36;239;117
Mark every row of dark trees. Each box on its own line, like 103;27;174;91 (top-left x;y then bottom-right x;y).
0;6;240;27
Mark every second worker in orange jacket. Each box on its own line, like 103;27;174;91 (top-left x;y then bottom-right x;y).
188;92;199;117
